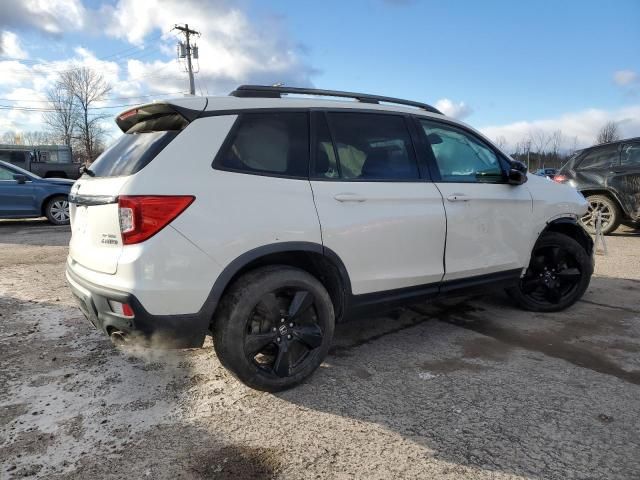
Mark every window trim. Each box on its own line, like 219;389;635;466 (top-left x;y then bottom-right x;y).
414;116;510;184
310;110;427;183
212;111;312;181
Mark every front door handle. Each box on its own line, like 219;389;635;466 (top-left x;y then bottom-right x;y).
334;193;367;203
446;194;470;202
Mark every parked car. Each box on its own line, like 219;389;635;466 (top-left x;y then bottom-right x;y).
554;137;640;234
0;160;73;224
535;168;557;179
66;85;594;391
0;144;82;179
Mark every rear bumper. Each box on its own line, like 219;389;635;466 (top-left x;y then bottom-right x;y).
66;266;209;348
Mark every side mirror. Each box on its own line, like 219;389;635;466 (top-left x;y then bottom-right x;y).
508;168;527;185
13;174;28;184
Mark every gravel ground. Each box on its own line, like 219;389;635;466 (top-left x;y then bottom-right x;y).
1;219;639;479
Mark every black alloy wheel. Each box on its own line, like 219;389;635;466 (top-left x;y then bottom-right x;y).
507;232;592;312
213;266;335;392
244;289;324;378
520;245;582;304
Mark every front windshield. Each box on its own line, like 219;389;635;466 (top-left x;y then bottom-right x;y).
0;161;40;179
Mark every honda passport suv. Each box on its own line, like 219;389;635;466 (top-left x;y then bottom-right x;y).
66;85;594;391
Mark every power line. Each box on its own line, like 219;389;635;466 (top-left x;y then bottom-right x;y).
0;91;186;103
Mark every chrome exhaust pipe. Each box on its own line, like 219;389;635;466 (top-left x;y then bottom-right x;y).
109;330;127;347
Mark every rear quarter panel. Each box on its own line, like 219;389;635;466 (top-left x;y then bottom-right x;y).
119;115;323;312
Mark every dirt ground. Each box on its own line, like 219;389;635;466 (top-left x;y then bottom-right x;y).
1;219;639;479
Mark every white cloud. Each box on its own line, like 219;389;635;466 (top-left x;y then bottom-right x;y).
0;0;316;139
101;0;315;94
0;0;86;35
613;70;638;86
435;98;472;119
0;31;28;59
479;104;640;151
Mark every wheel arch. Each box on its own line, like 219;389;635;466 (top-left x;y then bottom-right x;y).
579;188;627;215
207;242;352;327
542;217;594;256
40;192;68;216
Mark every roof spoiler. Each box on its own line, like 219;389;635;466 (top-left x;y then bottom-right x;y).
116;100;208;133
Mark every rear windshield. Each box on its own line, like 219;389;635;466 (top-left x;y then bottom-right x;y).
89;131;178;177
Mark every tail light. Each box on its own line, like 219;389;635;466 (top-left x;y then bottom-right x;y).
118;195;195;245
553;174;568;184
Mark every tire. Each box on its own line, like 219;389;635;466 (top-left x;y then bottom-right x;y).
213;265;335;392
580;194;621;235
507;232;593;312
44;195;70;225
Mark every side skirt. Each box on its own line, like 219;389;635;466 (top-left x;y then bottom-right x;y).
345;268;522;319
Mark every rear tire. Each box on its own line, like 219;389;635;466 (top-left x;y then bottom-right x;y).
580;194;621;235
44;195;70;225
507;232;592;312
213;266;335;392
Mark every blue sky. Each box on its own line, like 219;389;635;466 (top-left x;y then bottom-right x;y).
1;0;639;148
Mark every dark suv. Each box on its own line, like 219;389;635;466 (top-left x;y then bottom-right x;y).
555;137;640;234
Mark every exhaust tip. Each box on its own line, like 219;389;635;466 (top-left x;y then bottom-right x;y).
109;330;127;347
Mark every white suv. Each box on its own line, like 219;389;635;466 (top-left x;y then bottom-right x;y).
66;85;594;391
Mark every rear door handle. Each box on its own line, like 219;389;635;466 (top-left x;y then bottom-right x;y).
334;193;367;203
446;194;470;202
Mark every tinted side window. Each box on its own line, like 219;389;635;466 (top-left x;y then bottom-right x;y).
327;113;419;180
0;165;15;180
420;120;504;183
621;144;640;166
578;146;619;170
216;112;309;178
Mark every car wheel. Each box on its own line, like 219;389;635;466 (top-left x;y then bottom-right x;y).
580;194;621;235
213;265;335;392
45;195;70;225
507;232;593;312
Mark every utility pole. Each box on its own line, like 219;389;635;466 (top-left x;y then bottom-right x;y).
174;24;200;95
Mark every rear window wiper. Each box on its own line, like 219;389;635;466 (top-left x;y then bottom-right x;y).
80;165;95;177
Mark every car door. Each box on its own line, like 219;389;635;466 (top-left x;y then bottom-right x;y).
612;142;640;219
417;118;533;282
0;164;38;217
310;111;446;295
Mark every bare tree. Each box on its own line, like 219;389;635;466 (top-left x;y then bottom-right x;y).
494;135;508;150
43;83;79;147
59;67;112;161
549;130;563;159
596;121;620;145
0;131;17;144
21;131;56;145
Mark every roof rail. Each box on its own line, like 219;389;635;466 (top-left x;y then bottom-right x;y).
229;85;443;115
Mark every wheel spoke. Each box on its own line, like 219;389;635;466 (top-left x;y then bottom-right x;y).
543;286;562;304
288;290;314;320
292;323;323;349
557;267;581;282
530;255;545;273
548;247;566;267
245;332;277;355
273;341;293;377
521;277;544;293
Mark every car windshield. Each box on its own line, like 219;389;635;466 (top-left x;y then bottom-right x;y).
0;160;40;179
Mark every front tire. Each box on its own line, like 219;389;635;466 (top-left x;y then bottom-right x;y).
507;232;593;312
213;266;335;392
45;195;70;225
580;194;621;235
